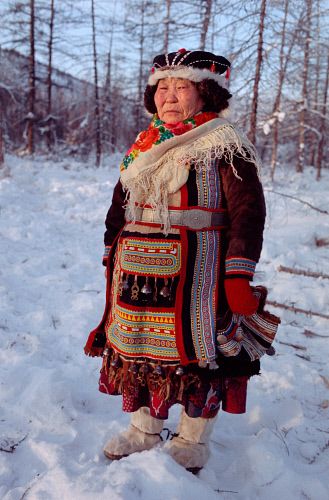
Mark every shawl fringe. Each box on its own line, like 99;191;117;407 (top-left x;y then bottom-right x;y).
122;120;261;234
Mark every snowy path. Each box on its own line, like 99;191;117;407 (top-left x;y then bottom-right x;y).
0;157;328;499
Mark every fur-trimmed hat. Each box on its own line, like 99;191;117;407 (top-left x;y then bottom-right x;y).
148;49;231;87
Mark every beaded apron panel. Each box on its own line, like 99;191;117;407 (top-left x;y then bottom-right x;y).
106;235;181;362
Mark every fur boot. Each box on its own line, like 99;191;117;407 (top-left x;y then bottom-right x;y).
103;407;164;460
164;409;217;473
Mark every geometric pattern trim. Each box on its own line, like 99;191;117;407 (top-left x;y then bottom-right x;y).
120;237;181;277
106;303;180;361
225;256;256;278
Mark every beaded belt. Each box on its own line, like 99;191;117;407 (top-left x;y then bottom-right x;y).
130;207;229;230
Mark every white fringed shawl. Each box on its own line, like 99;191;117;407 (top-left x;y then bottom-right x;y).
121;117;261;234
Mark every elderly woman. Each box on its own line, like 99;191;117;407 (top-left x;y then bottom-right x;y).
84;49;279;473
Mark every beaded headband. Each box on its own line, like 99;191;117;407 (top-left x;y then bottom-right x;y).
148;49;231;86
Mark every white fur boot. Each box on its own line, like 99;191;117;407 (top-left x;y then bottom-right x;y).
164;409;217;473
103;407;164;460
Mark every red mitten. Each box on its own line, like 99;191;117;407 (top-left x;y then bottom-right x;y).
224;278;259;316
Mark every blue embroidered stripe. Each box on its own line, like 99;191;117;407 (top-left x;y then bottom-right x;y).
103;246;111;259
225;257;256;277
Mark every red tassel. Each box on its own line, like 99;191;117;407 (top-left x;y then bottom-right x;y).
84;327;106;357
225;67;231;80
151;67;155;73
178;48;186;54
210;63;216;73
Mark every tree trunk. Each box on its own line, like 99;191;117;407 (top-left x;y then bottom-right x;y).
46;0;55;150
296;0;312;173
316;53;329;180
91;0;102;166
0;106;4;165
27;0;36;155
200;0;212;50
163;0;171;53
104;50;113;152
248;0;266;146
310;0;321;167
270;0;289;180
136;0;145;133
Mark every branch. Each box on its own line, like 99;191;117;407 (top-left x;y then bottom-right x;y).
264;189;329;214
277;340;307;351
315;237;329;247
267;301;329;320
278;265;329;280
0;434;27;453
303;329;329;338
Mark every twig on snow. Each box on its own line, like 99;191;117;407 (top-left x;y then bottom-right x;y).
277;340;307;351
214;489;238;494
0;434;27;453
267;300;329;320
278;265;329;280
315;237;329;247
264;189;329;214
303;329;329;338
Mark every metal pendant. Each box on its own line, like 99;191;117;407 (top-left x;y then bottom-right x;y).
160;278;170;298
154;364;163;376
141;276;152;294
175;366;184;376
102;347;110;358
122;274;130;291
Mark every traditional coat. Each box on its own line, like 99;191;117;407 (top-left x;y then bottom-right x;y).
84;116;269;419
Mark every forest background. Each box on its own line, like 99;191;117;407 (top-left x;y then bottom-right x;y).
0;0;328;180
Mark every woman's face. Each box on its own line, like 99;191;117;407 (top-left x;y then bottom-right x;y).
154;77;204;123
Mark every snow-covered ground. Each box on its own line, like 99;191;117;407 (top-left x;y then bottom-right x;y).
0;155;328;500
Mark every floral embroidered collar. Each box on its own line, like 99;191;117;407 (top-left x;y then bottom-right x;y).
120;111;218;172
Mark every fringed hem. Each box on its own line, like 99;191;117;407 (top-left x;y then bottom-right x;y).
98;347;250;418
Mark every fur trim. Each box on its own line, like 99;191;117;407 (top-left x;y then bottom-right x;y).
148;66;228;87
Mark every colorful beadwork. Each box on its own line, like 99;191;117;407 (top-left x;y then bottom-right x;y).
106;304;179;361
225;257;256;278
120;238;181;277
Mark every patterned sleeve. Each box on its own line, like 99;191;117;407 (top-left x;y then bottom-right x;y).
220;156;266;280
103;179;126;266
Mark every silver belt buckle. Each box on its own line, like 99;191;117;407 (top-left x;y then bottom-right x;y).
182;209;210;229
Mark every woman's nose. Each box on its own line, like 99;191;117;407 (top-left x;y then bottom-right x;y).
165;89;178;102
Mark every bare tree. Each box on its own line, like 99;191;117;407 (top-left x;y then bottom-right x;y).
309;0;321;167
91;0;101;166
248;0;266;145
163;0;171;53
296;0;312;173
316;53;329;180
27;0;36;154
0;107;4;165
200;0;212;50
46;0;55;150
270;0;301;180
136;0;146;132
102;1;118;153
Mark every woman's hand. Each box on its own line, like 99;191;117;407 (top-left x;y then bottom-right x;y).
104;268;107;279
224;278;259;316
